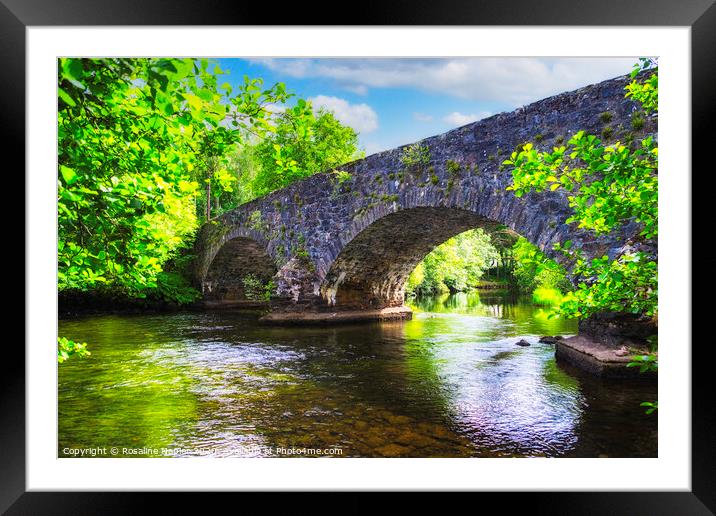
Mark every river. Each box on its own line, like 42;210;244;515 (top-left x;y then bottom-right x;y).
58;291;657;458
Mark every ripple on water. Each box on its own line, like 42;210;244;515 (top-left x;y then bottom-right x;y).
58;294;656;458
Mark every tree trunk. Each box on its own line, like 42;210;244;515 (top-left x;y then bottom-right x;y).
205;182;211;221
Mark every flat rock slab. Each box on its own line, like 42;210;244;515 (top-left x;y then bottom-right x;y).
556;335;655;379
199;300;269;309
260;306;413;326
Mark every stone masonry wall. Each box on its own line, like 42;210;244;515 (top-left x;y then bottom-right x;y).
193;73;657;311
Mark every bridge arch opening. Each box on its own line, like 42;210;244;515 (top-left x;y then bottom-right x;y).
321;207;518;310
202;236;277;305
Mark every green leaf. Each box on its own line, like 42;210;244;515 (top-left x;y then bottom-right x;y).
58;88;76;107
59;165;78;185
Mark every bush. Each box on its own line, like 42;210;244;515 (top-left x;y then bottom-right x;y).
511;237;571;295
400;143;431;171
241;274;274;301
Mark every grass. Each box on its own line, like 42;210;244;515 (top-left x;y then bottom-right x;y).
631;112;645;130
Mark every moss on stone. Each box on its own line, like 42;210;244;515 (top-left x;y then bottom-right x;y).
248;210;263;231
599;111;613;123
446;160;461;175
400;143;431;171
631;112;645;130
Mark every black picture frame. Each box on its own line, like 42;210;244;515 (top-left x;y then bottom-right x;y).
6;0;711;512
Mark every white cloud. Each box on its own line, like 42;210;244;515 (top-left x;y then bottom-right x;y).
443;111;492;127
309;95;379;134
363;141;388;156
342;84;369;96
413;112;433;122
252;57;636;106
263;102;286;114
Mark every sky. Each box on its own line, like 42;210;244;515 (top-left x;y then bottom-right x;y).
216;57;636;156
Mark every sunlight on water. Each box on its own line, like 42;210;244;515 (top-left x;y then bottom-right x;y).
58;291;656;458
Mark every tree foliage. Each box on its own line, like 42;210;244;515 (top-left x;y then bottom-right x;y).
504;60;658;319
251;105;362;196
511;237;571;295
58;58;366;360
58;58;291;298
406;229;499;296
58;337;90;363
625;58;658;114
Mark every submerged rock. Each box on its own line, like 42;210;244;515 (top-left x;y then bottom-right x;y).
376;443;411;457
515;339;531;347
539;336;559;344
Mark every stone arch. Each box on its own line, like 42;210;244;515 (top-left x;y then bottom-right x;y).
319;194;569;310
321;207;491;308
200;230;277;305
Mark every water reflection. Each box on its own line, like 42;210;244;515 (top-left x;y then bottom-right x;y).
58;291;656;458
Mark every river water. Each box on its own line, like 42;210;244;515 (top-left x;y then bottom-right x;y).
58;291;657;458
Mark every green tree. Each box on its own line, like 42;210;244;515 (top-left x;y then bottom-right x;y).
58;58;291;298
485;226;520;281
504;60;658;320
224;143;262;207
406;229;499;296
251;104;362;196
504;59;658;411
511;237;571;294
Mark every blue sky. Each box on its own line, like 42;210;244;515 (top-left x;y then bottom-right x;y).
216;58;636;156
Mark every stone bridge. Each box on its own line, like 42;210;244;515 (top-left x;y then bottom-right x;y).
192;73;655;333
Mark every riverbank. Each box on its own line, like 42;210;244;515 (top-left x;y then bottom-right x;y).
475;280;513;290
556;336;657;379
58;291;193;319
